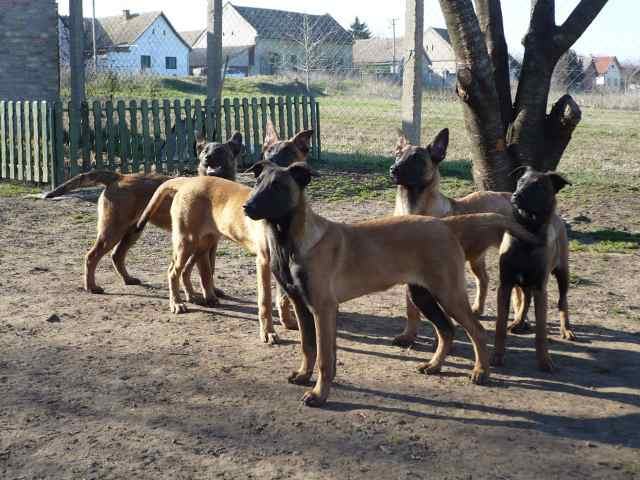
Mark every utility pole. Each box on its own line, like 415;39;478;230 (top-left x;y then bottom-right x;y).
390;17;399;75
401;0;423;145
69;0;85;111
92;0;97;70
207;0;223;102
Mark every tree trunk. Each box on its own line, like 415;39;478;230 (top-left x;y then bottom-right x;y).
438;0;608;191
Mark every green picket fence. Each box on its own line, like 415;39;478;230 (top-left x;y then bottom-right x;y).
0;96;321;187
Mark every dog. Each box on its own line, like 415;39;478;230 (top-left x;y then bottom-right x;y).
389;128;534;347
44;132;243;294
491;168;574;372
135;126;314;344
242;160;541;407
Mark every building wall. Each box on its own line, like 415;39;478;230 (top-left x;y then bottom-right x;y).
101;15;190;76
254;38;353;76
221;5;258;48
596;63;622;89
0;0;59;100
424;29;456;75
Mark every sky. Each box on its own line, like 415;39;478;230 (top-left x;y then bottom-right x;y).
58;0;639;62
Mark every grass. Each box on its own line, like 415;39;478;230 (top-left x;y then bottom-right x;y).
569;229;640;254
0;182;41;198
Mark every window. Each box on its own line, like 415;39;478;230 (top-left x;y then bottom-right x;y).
166;56;177;70
248;46;255;66
140;55;151;70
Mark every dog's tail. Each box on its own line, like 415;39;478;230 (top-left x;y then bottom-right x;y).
44;170;122;199
443;213;540;252
135;177;190;233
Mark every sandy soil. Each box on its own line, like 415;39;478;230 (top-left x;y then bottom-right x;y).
1;185;639;479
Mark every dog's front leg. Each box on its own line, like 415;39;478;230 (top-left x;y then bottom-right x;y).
509;287;531;333
491;283;513;367
276;285;298;330
469;255;489;315
256;254;278;344
301;301;337;407
392;286;421;347
533;288;554;372
287;298;317;386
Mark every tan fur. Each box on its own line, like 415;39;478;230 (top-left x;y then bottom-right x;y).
136;176;296;343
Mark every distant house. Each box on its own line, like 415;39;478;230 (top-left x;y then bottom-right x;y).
209;3;353;76
353;37;433;81
180;29;253;77
59;10;191;76
582;56;623;90
423;26;521;86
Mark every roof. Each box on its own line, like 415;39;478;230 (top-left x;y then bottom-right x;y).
180;29;205;47
190;46;252;68
229;4;352;44
59;15;113;52
98;11;191;49
428;27;450;44
592;56;619;75
353;37;431;65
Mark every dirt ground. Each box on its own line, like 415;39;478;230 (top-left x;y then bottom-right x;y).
1;180;639;479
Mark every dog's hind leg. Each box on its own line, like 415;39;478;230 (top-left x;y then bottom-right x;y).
85;233;121;294
492;282;513;367
256;253;278;344
181;254;197;303
533;288;554;371
469;255;489;316
392;287;422;347
554;267;576;341
168;240;192;314
196;245;219;308
209;247;225;298
509;286;532;334
277;285;298;330
111;226;143;286
408;285;454;375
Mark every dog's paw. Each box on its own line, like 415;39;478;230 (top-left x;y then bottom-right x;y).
170;302;188;314
417;361;441;375
470;368;489;385
392;333;417;348
490;352;505;367
508;320;530;334
471;303;484;316
538;357;555;373
261;331;279;345
213;287;226;298
301;390;326;407
561;329;577;341
124;277;142;286
202;296;220;308
87;286;105;294
288;371;313;386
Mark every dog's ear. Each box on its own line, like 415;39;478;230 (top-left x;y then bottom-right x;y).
288;162;320;188
245;160;273;178
547;172;571;192
427;128;449;164
395;131;409;156
292;129;313;155
195;132;206;156
264;119;279;148
228;131;243;156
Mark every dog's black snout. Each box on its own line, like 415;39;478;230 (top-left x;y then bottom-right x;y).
390;164;399;177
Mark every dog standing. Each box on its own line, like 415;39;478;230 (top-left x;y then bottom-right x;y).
390;128;531;346
242;160;541;407
44;132;243;294
492;168;574;372
135;126;314;343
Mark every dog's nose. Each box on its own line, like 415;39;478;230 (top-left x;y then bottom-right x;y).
389;164;398;176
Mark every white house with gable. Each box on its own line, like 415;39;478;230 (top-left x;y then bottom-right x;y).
60;10;191;77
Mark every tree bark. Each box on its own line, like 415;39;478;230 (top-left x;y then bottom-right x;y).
439;0;608;191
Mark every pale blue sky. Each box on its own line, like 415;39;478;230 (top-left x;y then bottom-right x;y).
59;0;639;62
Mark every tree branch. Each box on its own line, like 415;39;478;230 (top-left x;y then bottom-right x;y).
554;0;609;53
543;94;581;171
475;0;513;129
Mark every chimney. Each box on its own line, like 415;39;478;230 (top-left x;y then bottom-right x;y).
123;10;131;20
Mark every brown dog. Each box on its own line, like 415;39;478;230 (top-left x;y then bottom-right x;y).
135;125;314;343
492;168;574;372
242;160;541;407
44;132;243;294
389;128;528;346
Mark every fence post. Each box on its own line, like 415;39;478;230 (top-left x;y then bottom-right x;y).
207;0;223;134
401;0;424;145
51;101;65;188
69;0;85;131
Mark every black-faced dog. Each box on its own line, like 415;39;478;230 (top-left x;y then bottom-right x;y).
197;132;243;180
492;168;575;372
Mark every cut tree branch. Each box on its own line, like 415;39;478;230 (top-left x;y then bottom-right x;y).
475;0;513;130
543;94;581;171
554;0;609;53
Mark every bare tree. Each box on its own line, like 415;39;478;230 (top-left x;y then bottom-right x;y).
438;0;608;191
287;14;342;91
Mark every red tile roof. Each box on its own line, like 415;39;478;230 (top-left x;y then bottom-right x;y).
592;56;618;75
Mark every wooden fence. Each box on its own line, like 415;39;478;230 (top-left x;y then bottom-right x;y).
0;96;321;187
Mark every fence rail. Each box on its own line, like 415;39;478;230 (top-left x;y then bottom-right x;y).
0;95;321;187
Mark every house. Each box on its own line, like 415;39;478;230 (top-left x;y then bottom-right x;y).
353;37;433;82
423;26;521;86
59;10;191;76
581;56;623;90
192;3;353;76
180;29;253;76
